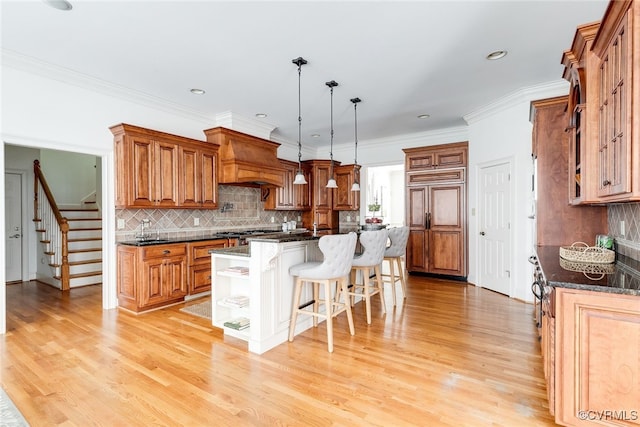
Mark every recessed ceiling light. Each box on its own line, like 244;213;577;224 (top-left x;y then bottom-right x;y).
486;50;508;60
417;114;430;119
255;113;267;118
311;134;320;138
190;88;205;95
42;0;73;10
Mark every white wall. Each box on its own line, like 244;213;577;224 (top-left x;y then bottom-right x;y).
466;82;569;302
40;150;97;206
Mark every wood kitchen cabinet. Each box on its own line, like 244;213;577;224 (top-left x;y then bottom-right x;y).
404;143;468;278
554;287;640;426
117;243;188;312
333;164;361;211
530;97;607;246
562;22;601;204
404;142;467;172
179;145;218;209
187;239;233;294
591;1;640;201
301;159;340;231
263;159;311;211
111;123;219;209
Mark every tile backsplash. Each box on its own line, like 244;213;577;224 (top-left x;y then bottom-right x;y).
115;185;360;241
608;202;640;260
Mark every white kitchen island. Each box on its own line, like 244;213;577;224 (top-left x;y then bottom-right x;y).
211;234;322;354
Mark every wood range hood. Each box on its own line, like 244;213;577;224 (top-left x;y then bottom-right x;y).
203;127;285;187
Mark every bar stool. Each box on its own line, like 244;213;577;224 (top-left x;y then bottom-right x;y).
381;226;409;306
347;229;388;325
288;232;358;353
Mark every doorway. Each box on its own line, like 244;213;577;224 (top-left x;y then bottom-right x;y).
478;160;512;295
365;164;405;227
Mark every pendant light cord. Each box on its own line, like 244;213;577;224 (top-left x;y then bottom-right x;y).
326;80;339;180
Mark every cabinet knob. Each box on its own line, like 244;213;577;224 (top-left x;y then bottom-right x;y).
603;179;611;186
479;231;486;236
163;250;170;255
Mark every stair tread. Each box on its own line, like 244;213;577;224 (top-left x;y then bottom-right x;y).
69;259;103;266
69;238;102;242
69;227;102;231
69;248;102;253
67;218;102;222
60;208;99;212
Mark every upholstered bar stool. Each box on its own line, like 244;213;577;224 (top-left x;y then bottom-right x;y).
347;229;388;325
288;232;358;353
381;226;410;306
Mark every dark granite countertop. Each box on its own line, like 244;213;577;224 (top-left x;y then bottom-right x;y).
118;234;240;247
210;245;251;257
245;231;320;243
535;245;640;296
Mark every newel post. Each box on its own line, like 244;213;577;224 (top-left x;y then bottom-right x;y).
60;219;70;291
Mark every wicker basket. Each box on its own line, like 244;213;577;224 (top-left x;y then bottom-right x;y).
559;242;615;264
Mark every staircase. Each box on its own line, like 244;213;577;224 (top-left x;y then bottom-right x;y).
36;202;103;289
33;160;102;290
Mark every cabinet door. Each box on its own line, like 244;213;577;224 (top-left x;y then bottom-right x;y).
434;147;467;168
200;148;218;208
293;167;312;210
130;136;155;207
165;257;187;299
406;187;427;272
333;165;360;210
277;166;295;209
154;140;179;207
188;240;228;294
313;163;333;209
597;13;632;198
179;145;200;207
428;184;465;276
555;288;640;426
141;258;167;307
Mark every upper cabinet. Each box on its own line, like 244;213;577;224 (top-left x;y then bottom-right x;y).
561;22;601;205
263;159;311;211
301;160;339;231
404;142;467;172
591;0;640;201
111;124;218;209
333;164;361;211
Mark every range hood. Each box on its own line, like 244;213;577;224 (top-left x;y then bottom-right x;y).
203;127;285;187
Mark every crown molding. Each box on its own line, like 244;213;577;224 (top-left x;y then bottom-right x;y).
463;80;569;124
2;48;213;125
213;111;277;140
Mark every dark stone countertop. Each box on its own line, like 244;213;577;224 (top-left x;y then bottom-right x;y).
118;234;241;247
535;245;640;296
209;245;251;257
245;231;320;243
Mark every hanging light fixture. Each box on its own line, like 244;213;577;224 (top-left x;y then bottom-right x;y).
350;97;362;192
292;57;308;185
326;80;339;188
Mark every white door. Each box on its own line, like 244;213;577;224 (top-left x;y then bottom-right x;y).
479;162;511;295
5;172;23;282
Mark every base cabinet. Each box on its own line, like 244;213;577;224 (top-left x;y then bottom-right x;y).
117;243;188;312
187;239;233;295
554;288;640;426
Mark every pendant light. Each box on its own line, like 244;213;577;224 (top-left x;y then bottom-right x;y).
292;57;308;185
350;97;361;192
326;80;339;189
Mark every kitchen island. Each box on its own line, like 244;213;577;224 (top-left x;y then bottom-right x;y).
210;232;323;354
535;246;640;426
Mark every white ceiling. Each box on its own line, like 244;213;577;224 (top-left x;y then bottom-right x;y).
1;0;609;148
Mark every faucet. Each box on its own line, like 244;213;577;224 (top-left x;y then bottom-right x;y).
221;202;233;213
136;219;151;241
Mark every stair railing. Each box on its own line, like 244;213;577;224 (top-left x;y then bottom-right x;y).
33;160;70;290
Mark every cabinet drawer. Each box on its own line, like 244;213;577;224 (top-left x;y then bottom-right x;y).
407;168;465;186
142;243;187;259
189;240;228;264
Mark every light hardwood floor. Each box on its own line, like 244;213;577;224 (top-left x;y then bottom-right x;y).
0;276;556;426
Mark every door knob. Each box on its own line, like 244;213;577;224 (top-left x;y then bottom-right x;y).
479;231;486;236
